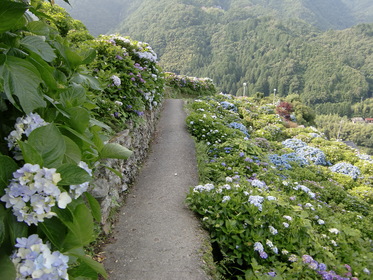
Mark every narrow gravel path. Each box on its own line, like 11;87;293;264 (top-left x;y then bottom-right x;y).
103;99;211;280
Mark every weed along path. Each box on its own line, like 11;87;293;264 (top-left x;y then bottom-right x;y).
103;99;211;280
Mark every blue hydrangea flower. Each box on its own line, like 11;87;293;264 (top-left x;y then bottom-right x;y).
1;164;71;225
220;101;237;112
329;162;361;179
12;234;69;280
282;138;307;150
228;122;250;136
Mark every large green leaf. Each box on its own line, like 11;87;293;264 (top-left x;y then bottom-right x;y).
38;216;67;251
0;1;28;33
0;155;18;191
6;212;28;247
0;252;16;280
60;84;87;108
20;35;56;62
57;164;92;186
60;204;94;250
26;20;50;36
18;141;44;166
0;55;45;113
63;136;82;164
65;107;90;134
70;73;102;90
0;205;6;246
28;53;57;90
27;124;66;168
99;143;133;160
68;250;108;279
84;192;101;223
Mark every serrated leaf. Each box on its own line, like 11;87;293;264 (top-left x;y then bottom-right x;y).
18;141;44;166
0;1;28;33
99;143;133;160
63;136;82;164
70;73;102;90
0;252;16;280
81;49;96;65
61;204;95;250
20;35;56;62
28;53;57;90
85;192;101;223
26;20;50;36
57;164;91;186
60;84;87;108
38;216;67;251
65;107;90;134
28;124;65;168
0;55;45;113
0;155;18;191
68;251;108;279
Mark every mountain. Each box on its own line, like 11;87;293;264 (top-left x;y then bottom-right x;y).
57;0;373;115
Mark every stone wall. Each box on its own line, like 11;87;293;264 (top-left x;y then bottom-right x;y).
91;105;162;232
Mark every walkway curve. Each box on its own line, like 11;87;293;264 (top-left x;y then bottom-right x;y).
103;99;211;280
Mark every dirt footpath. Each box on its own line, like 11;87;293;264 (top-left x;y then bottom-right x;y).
103;99;211;280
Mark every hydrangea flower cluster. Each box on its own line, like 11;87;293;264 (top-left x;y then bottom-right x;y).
253;241;268;259
228;122;250;136
111;75;121;86
134;42;158;63
293;184;316;199
1;164;72;225
11;234;69;280
330;162;361;179
282;138;328;165
193;183;215;192
248;195;264;211
220;101;237;112
269;153;308;170
5;112;48;160
69;161;92;199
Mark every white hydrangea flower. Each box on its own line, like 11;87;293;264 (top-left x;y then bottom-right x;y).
1;164;71;225
12;234;69;280
329;228;340;234
111;75;121;86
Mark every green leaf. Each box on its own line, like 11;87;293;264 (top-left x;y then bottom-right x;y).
57;164;92;186
89;118;112;133
70;73;102;91
60;84;87;108
0;1;28;33
0;205;6;246
20;35;56;62
85;192;101;223
63;136;82;164
65;107;90;134
6;212;28;247
26;20;50;36
61;204;95;250
99;143;133;160
81;49;96;65
38;216;67;251
60;126;95;147
18;141;44;166
28;124;66;168
0;252;16;280
0;155;18;191
68;251;108;279
0;55;45;113
28;53;57;90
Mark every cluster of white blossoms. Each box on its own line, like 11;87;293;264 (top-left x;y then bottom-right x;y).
0;164;72;225
5;112;48;159
11;234;69;280
111;75;121;86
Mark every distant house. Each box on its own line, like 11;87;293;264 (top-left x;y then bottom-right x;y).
365;118;373;123
351;117;364;123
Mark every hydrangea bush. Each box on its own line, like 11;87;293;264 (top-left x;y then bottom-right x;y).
164;72;216;96
0;1;150;278
186;94;373;279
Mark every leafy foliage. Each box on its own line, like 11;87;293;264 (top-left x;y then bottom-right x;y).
186;94;373;279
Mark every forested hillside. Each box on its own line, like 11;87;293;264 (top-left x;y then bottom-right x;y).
107;0;373;116
57;0;373;116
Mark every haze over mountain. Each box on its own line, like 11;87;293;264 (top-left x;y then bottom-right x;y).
57;0;373;115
